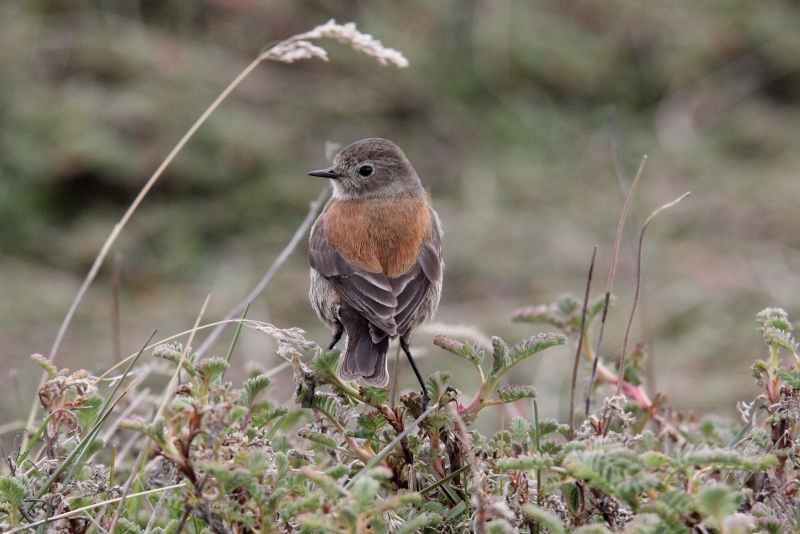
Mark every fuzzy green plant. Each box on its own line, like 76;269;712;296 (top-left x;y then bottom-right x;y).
2;285;799;534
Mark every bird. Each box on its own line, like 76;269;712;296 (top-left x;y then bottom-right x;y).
307;138;443;407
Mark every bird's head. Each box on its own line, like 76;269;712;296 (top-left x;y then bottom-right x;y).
308;138;423;200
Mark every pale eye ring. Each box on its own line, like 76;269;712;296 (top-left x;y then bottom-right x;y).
358;165;373;177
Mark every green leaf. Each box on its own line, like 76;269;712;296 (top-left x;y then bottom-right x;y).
30;353;58;379
509;417;531;444
640;451;670;469
250;405;289;429
507;333;567;367
363;386;390;407
486;521;514;534
426;371;453;404
433;335;483;366
496;454;558;471
512;294;582;329
297;428;339;449
777;369;800;389
445;499;467;520
75;394;104;432
756;308;793;332
535;419;562;441
394;514;440;534
562;481;581;515
697;485;741;528
540;440;563;455
115;517;144;534
763;327;798;354
751;359;769;385
522;504;565;534
0;476;29;508
299;466;347;499
310;350;342;379
310;393;353;427
490;336;509;376
279;491;324;519
345;412;388;440
241;374;272;406
623;341;648;386
679;447;778;472
656;489;694;516
497;384;538;404
195;357;230;384
325;465;349;480
583;294;614;329
153;344;196;377
512;303;563;326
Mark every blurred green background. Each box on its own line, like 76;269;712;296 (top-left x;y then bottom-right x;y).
2;0;800;429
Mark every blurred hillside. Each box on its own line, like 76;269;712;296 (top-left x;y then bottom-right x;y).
2;0;800;427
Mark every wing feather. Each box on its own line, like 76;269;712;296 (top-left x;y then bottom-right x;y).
309;205;443;339
309;220;397;335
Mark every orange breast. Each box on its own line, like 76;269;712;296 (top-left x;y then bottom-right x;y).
323;195;432;278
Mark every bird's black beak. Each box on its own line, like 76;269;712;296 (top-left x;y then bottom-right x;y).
307;168;340;179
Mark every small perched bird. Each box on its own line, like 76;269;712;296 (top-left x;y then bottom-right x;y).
307;138;443;405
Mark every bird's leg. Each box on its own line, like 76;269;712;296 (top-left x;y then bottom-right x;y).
327;324;343;351
400;337;430;410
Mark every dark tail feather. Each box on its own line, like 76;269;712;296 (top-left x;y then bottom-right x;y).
339;308;390;386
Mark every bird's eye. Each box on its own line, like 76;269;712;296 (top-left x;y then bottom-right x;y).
358;165;373;177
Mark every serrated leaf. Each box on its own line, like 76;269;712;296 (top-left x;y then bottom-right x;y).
116;517;144;534
299;466;345;499
640;451;670;469
512;294;584;330
241;374;272;406
756;308;792;332
153;344;196;377
697;485;741;528
433;335;477;359
229;405;248;423
357;412;388;434
426;412;451;430
507;333;566;366
512;303;561;325
0;476;29;508
763;327;798;354
30;354;58;379
279;491;324;519
251;405;289;429
426;370;452;403
491;430;512;451
497;385;538;404
309;392;353;427
540;440;563;455
777;369;800;389
535;419;561;440
433;335;483;367
490;336;509;376
751;359;769;384
509;417;531;444
195;357;229;384
310;350;341;379
362;386;390;407
325;465;349;480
